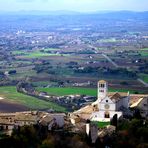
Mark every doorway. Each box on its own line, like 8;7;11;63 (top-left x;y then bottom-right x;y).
104;112;110;118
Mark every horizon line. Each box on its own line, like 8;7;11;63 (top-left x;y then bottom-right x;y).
0;9;148;13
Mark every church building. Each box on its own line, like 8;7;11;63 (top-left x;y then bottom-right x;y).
90;80;130;122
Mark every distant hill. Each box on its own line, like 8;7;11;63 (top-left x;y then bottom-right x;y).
0;10;148;17
0;10;147;32
0;10;81;15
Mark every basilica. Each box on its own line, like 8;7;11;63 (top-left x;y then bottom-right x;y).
90;80;130;121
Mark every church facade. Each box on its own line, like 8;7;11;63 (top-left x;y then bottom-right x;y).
90;80;130;122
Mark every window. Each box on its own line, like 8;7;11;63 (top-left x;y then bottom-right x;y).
99;84;105;88
100;90;104;92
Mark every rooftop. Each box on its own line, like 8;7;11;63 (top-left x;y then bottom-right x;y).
98;80;107;84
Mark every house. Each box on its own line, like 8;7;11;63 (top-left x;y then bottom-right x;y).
14;111;39;126
130;97;148;118
0;113;16;135
39;114;55;130
0;111;66;135
90;80;130;122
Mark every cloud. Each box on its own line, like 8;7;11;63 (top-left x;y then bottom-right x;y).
16;0;49;3
16;0;35;2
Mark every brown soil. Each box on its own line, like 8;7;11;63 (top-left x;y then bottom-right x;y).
0;100;29;113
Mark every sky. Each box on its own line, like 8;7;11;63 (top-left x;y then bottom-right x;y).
0;0;148;12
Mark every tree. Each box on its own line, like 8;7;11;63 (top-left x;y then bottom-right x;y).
8;70;16;75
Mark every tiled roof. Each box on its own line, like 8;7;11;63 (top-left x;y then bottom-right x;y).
98;80;106;83
110;93;122;102
15;113;38;122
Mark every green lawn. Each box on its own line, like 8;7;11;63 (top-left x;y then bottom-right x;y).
0;86;66;112
139;73;148;83
92;121;110;128
36;87;136;96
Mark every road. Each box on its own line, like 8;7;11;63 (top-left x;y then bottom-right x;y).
137;78;148;87
102;54;119;68
89;45;148;88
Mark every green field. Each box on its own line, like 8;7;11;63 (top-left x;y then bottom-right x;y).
141;48;148;50
43;48;60;51
37;87;97;96
36;87;136;96
0;86;66;112
139;73;148;83
139;49;148;56
12;50;62;58
98;38;119;43
109;88;135;94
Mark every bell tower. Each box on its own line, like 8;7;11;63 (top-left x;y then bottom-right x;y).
97;80;108;102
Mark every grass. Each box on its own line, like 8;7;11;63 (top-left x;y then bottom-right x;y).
139;49;148;57
43;48;60;51
37;87;97;96
98;38;118;43
92;121;110;128
0;86;66;112
9;70;36;80
12;50;62;58
109;88;135;94
36;87;137;96
23;52;59;58
141;48;148;50
12;51;26;55
139;73;148;83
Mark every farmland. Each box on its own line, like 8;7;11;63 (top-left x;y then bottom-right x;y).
0;12;147;112
139;73;148;83
36;87;141;96
0;86;66;112
37;87;97;96
12;49;62;58
0;100;28;113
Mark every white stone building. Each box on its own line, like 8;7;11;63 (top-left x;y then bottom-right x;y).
91;80;130;122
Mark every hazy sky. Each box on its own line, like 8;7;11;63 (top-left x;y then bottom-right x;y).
0;0;148;12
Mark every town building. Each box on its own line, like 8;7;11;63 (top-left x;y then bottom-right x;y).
0;111;66;135
130;96;148;118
